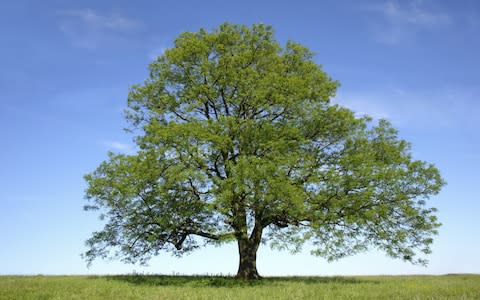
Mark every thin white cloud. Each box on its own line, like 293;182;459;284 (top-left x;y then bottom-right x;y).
375;1;450;27
101;141;136;154
59;8;140;30
334;86;480;131
366;1;451;44
333;95;391;120
57;8;142;49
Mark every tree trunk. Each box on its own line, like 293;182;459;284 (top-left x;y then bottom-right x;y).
236;238;261;280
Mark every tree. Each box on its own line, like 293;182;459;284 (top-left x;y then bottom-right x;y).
83;23;444;280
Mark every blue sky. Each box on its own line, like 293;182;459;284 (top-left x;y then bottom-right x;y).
1;0;479;276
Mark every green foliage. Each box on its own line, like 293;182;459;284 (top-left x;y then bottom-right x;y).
83;23;444;270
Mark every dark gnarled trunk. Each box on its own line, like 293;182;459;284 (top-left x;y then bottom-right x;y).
235;222;263;280
236;238;261;279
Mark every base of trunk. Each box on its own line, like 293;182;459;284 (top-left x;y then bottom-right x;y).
236;268;262;280
236;247;261;280
235;272;262;280
235;225;264;280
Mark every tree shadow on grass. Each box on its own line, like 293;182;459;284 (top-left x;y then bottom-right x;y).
102;275;375;288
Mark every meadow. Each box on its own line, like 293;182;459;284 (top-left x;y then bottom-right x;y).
1;274;479;299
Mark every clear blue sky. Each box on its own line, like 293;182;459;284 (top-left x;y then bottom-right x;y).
1;0;479;276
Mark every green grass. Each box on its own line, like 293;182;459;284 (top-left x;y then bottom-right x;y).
1;274;479;299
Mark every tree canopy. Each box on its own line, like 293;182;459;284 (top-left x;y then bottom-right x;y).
83;23;444;279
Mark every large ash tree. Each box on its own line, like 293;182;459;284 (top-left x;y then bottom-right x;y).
83;23;444;279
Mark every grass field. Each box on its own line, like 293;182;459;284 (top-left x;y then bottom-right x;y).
1;274;479;299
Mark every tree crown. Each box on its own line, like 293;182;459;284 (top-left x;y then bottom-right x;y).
84;23;444;268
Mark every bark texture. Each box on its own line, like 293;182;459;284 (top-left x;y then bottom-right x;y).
236;238;261;279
